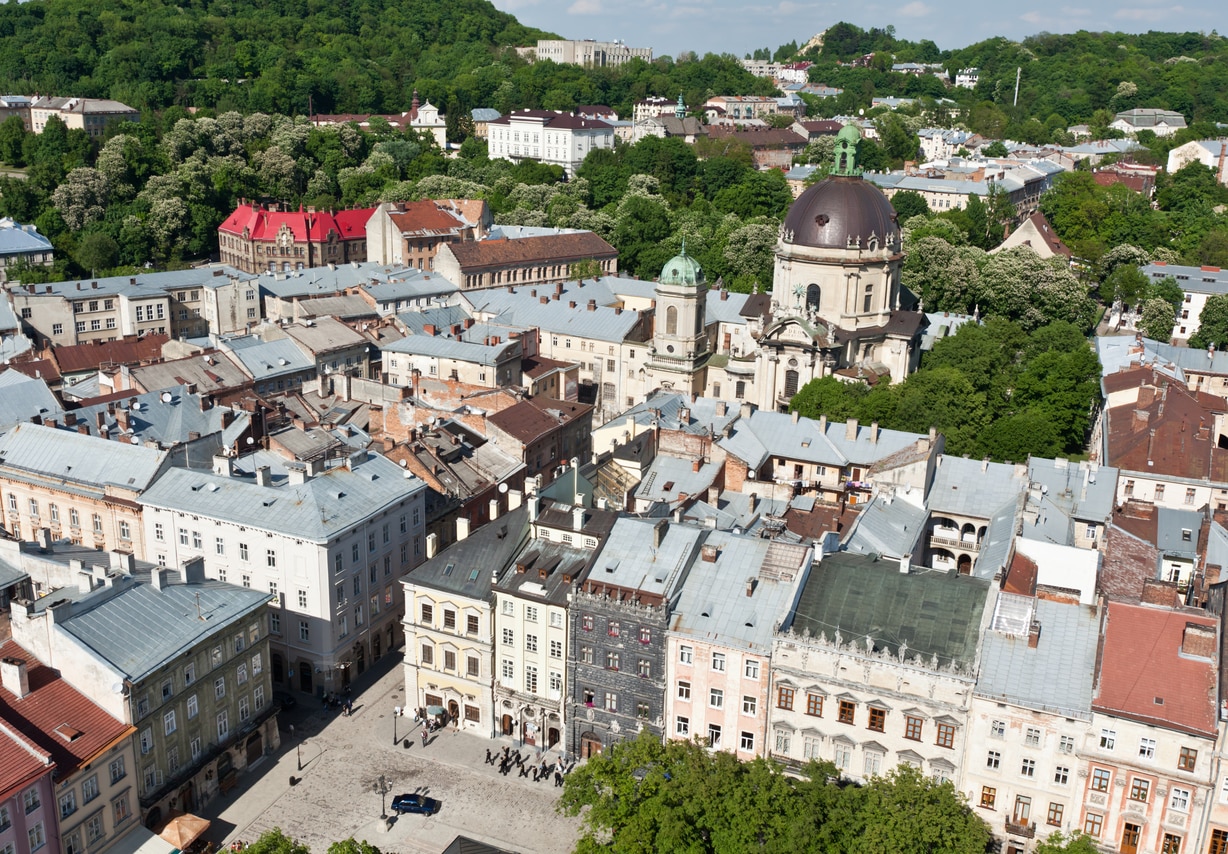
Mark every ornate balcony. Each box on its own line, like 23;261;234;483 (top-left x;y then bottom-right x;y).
1004;821;1036;839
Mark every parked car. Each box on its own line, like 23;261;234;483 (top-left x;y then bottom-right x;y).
391;793;440;815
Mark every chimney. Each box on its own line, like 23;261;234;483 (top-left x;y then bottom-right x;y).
573;503;585;532
721;290;729;301
212;454;233;477
116;409;130;431
1182;622;1216;658
507;489;523;510
716;401;727;417
701;543;719;562
587;299;597;311
740;402;754;419
899;553;911;574
151;568;171;591
77;423;89;435
540;296;549;304
426;532;439;559
748;492;758;513
1027;620;1042;649
490;498;500;521
692;458;701;473
845;418;858;440
36;527;52;552
95;411;107;432
679;406;691;423
0;657;30;699
745;577;756;597
870;421;879;443
65;411;77;427
653;519;668;548
792;409;799;424
255;466;272;487
287;464;308;485
819;414;827;432
180;556;205;584
568;301;576;309
199;395;213;411
456;516;471;541
615;307;623;315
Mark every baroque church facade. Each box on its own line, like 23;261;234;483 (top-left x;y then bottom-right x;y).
645;125;925;410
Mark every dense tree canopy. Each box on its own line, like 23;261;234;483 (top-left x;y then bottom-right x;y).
790;319;1101;460
558;730;989;854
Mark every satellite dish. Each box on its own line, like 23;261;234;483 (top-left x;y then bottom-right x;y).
247;437;255;445
160;391;172;403
111;682;124;694
498;483;508;494
399;459;408;468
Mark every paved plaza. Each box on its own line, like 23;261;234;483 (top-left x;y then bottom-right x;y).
197;654;583;854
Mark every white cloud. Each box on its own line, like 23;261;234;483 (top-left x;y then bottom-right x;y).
898;1;932;16
1115;4;1183;19
567;0;603;13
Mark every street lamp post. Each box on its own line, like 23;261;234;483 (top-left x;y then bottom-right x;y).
393;706;401;746
376;774;391;821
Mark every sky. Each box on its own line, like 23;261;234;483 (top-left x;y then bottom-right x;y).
490;0;1224;57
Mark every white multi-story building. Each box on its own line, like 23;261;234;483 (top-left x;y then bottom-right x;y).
955;68;980;89
139;449;427;699
1140;261;1228;342
486;110;615;178
961;593;1100;853
767;552;992;785
534;39;651;67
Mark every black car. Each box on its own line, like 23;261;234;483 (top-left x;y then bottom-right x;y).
391;793;440;815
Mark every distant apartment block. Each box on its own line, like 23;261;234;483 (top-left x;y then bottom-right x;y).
534;39;651;67
365;199;492;270
0;217;54;284
27;96;139;137
486;110;615;178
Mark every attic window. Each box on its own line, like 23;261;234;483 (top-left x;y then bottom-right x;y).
1154;696;1164;705
1182;529;1192;541
443;563;454;576
127;477;136;484
262;499;275;507
55;723;83;742
467;568;480;582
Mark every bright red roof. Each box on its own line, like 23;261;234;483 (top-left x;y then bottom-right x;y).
0;641;133;780
1092;603;1218;737
218;203;374;243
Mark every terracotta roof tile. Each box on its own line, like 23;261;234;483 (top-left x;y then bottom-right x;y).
0;641;132;781
218;204;375;243
1104;373;1228;481
1093;602;1218;737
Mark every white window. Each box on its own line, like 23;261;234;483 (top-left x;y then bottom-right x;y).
187;694;198;719
109;756;125;783
742;695;757;715
744;659;759;679
163;709;176;735
1139;737;1156;759
502;628;514;646
217;710;229;740
1170;787;1191;812
676;716;689;736
81;775;99;803
1059;734;1074;753
864;751;882;777
29;823;45;851
990;719;1005;738
58;792;76;819
501;658;514;680
239;696;251;722
679;645;693;664
1025;727;1041;747
1100;728;1116;750
709;688;724;709
214;676;225;699
139;727;152;754
677;680;691;700
711;652;726;672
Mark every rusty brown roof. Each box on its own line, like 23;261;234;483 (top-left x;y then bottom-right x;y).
487;397;592;444
51;334;169;375
1103;373;1228;481
446;233;616;272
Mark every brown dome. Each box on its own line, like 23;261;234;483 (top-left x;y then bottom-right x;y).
782;175;900;250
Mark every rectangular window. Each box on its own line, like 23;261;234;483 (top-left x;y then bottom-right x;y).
215;676;226;698
1170;787;1190;812
1053;765;1068;785
604;692;618;712
905;716;923;740
217;710;229;741
550;639;563;659
806;693;823;717
676;716;689;736
1025;727;1041;747
777;686;794;710
1130;778;1150;802
707;724;721;748
502;628;514;646
679;645;693;664
1139;737;1156;759
240;543;248;561
58;792;76;820
744;659;759;679
838;700;855;724
1059;734;1074;753
868;708;886;732
711;652;726;671
980;786;996;809
990;719;1005;738
164;709;176;735
740;731;755;751
742;695;756;715
709;688;724;709
1162;834;1182;854
1091;768;1110;791
468;615;479;634
1180;746;1198;771
443;609;456;630
139;727;152;754
109;756;126;783
608;620;620;637
1099;728;1116;750
266;549;276;567
1047;802;1063;826
936;723;955;748
677;680;691;700
187;694;198;719
81;775;99;804
28;823;45;851
299;621;309;641
1210;830;1228;854
1021;758;1035;777
525;634;538;653
986;750;1000;770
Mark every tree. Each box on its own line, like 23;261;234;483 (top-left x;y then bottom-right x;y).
891;190;929;221
846;766;990;854
1100;265;1149;305
0;115;27;166
1189;294;1228;350
244;830;311;854
1034;831;1102;853
1137;298;1176;342
75;232;120;275
981;141;1008;157
790;376;865;422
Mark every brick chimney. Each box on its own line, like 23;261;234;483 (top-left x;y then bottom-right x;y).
1182;622;1216;658
1027;620;1041;649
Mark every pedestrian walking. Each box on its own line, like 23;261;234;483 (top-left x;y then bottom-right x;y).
531;767;540;782
346;698;353;716
518;764;530;778
554;771;564;787
421;728;428;747
485;748;493;765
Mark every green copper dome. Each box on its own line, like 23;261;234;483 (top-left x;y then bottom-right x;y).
832;123;863;177
660;239;705;286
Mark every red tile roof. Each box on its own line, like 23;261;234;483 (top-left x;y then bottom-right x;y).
51;334;169;375
7;358;60;383
0;641;133;783
1103;371;1228;481
218;203;374;243
487;397;592;444
0;722;52;798
445;233;616;272
385;200;473;237
1092;602;1218;737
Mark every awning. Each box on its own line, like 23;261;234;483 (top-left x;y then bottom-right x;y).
426;705;446;716
105;826;177;854
156;813;211;850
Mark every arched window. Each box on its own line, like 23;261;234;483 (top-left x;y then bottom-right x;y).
784;370;799;397
665;305;678;336
805;284;821;311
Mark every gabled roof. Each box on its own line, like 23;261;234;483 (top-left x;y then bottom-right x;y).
1093;602;1217;737
411;506;530;598
0;370;62;432
51;334;169;375
1103;372;1228;481
218;203;374;242
487;398;591;444
0;641;132;779
718;410;922;470
0;421;168;492
128;351;251;395
444;232;616;272
282;316;367;355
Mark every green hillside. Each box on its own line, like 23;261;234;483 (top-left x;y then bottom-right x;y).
0;0;552;114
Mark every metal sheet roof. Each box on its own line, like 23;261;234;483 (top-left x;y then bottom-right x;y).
0;421;167;491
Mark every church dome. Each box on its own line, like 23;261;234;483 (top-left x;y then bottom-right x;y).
659;241;704;286
781;175;900;251
780;122;901;252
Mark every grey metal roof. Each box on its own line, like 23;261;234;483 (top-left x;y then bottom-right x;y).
396;304;472;335
928;456;1027;518
27;266;253;300
1156;507;1202;557
1027;458;1117;523
69;385;234;447
633;455;720;505
129;352;250;395
1141;261;1228;295
842;494;927;559
256;262;397;298
362;274;458;306
586;517;703;602
612;391;740;437
1207;521;1228;572
0;219;54;255
719;410;922;470
0;421;168;491
0;370;63;433
0;294;21;331
382;333;518;366
463;283;642;344
920;311;977;351
785;551;990;670
1095;335;1185;383
671;531;807;654
55;570;271;682
219;336;316;381
976;596;1098;716
972;498;1021;580
411;506;530;598
139;451;426;541
282;316;367;354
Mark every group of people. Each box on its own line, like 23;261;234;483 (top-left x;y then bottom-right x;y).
322;686;354;716
483;746;566;787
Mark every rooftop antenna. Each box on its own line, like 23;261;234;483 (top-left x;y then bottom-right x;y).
1013;67;1021;108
